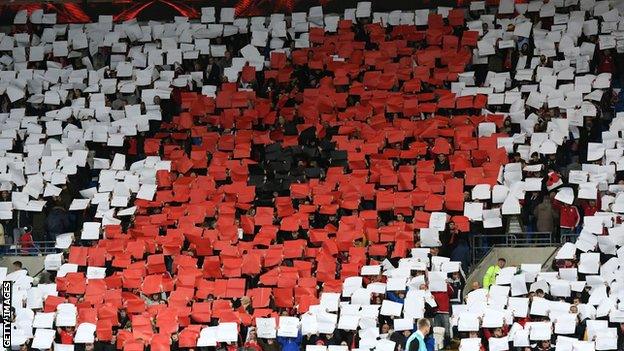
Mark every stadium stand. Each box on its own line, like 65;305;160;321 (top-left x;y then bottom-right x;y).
0;1;623;351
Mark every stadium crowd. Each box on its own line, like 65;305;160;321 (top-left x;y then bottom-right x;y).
0;1;624;351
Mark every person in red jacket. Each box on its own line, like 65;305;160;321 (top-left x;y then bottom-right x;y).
431;282;454;348
552;200;580;237
580;199;599;217
58;326;74;344
482;326;509;349
597;49;615;74
243;328;263;351
19;226;34;254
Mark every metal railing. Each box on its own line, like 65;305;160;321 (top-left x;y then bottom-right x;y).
0;241;59;255
469;232;554;269
560;233;578;243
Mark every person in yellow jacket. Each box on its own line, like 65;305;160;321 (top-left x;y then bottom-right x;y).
483;258;506;289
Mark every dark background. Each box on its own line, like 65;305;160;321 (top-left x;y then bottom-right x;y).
0;0;469;24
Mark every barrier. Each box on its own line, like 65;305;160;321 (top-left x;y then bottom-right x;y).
463;246;560;300
0;241;58;256
470;232;553;269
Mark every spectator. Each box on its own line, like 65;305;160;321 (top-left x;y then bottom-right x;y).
277;330;301;351
57;326;74;344
580;199;599;217
522;192;541;233
533;197;557;235
431;282;454;348
434;154;451;172
532;340;554;351
217;341;240;351
243;327;263;351
424;333;435;351
449;271;465;305
45;201;71;240
405;318;431;351
1;2;623;350
0;220;4;249
450;228;470;274
553;201;580;238
257;338;281;351
389;331;407;351
18;227;35;254
31;205;47;242
597;49;615;75
94;335;116;351
483;258;506;289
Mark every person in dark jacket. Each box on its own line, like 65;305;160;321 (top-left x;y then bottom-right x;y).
533;197;557;234
389;331;407;351
94;336;116;351
434;153;451;172
45;202;70;239
532;340;554;351
31;206;47;242
257;338;281;351
205;57;222;86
